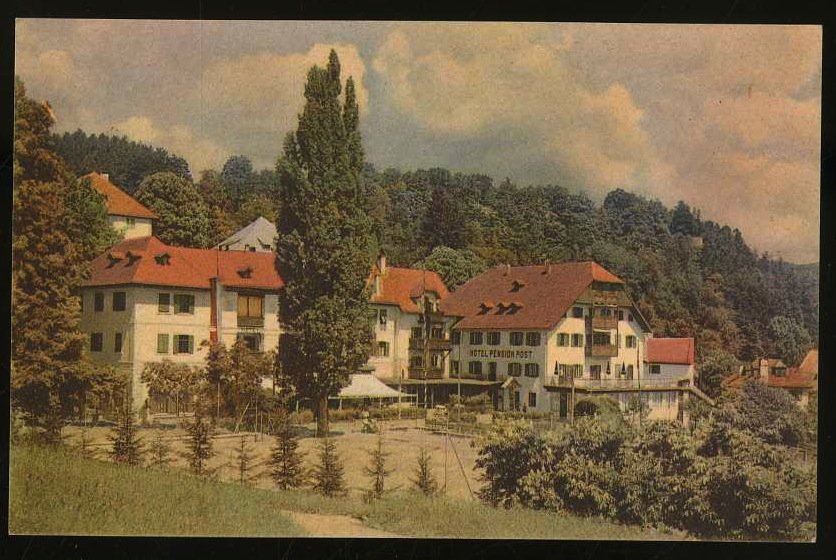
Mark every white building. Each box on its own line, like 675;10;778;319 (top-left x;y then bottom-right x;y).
367;252;455;393
217;216;277;252
441;262;712;421
84;172;157;240
80;235;283;411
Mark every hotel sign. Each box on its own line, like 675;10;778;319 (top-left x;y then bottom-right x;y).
469;348;535;360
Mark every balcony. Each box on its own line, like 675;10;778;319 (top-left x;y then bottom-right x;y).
548;376;692;390
585;344;618;357
408;337;452;351
588;315;618;330
407;366;444;380
237;315;264;328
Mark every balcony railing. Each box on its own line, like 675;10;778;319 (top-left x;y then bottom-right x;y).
408;337;452;351
407;366;444;380
588;315;618;330
547;376;692;390
237;315;264;328
585;344;618;357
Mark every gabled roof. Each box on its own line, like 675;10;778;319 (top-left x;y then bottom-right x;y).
797;349;818;376
217;216;277;252
645;338;695;365
439;261;624;330
83;172;157;219
83;236;284;291
334;374;412;400
369;266;449;313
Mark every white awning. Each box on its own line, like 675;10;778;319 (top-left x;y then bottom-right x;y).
333;374;414;400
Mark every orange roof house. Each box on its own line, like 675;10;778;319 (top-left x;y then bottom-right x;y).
439;261;647;330
83;235;283;292
645;338;695;365
84;172;157;219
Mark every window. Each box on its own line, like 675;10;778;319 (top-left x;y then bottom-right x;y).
571;334;584;347
157;334;169;354
510;332;524;346
431;326;444;339
114;332;123;353
528;392;537;408
650;364;661;375
174;294;195;314
90;333;103;352
618;310;624;321
450;360;460;375
625;335;637;348
470;331;483;345
112;291;126;311
377;341;390;357
412;327;423;340
488;362;497;380
174;334;194;354
524;363;539;377
592;332;612;346
237;294;263;319
487;332;501;346
158;293;171;313
237;333;262;352
508;362;522;377
452;331;461;345
573;365;583;378
410;355;423;367
572;306;583;318
627;365;634;379
557;333;570;347
431;353;442;368
590;365;602;380
628;313;634;322
468;361;483;376
525;332;541;346
378;309;388;329
94;292;104;312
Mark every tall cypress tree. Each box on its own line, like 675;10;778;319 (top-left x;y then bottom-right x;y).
276;50;376;437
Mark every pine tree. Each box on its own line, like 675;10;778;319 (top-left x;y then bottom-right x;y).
412;447;438;496
312;437;347;497
232;435;258;484
149;430;173;467
269;410;305;489
363;430;392;501
276;50;376;437
184;413;214;476
110;392;144;466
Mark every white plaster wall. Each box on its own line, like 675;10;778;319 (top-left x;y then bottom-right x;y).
108;215;153;240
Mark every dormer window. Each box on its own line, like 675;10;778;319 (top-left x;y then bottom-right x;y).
495;303;508;315
506;302;522;315
478;302;494;315
125;251;142;266
510;280;525;292
106;252;124;268
154;253;171;265
237;266;254;279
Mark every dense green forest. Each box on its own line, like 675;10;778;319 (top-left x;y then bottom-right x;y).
53;130;819;385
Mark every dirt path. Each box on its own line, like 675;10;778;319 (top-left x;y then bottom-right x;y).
281;510;402;538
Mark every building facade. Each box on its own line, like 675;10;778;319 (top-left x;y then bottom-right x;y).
80;235;283;410
367;253;455;389
441;262;712;421
84;172;157;239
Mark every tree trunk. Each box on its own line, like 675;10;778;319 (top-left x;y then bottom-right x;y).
315;395;329;438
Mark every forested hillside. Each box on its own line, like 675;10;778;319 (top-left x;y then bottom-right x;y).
55;130;819;380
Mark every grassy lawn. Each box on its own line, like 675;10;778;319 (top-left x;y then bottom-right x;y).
9;443;686;539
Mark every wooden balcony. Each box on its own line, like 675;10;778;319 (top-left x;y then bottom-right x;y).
585;344;618;357
408;337;452;352
547;376;692;390
237;315;264;328
588;315;618;330
407;366;444;380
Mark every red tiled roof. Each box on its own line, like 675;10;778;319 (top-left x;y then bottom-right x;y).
370;266;449;313
645;338;695;365
84;172;158;219
439;261;624;330
798;349;818;376
766;368;816;389
82;236;283;291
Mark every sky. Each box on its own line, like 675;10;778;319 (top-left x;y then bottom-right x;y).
15;20;822;263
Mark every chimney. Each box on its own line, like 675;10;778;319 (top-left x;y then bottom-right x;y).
373;274;382;297
504;263;511;276
377;250;387;274
101;172;109;181
759;358;769;382
544;261;551;274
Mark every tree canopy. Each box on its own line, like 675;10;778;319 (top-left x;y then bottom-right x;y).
134;172;213;248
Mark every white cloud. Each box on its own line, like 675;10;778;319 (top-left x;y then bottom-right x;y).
113;116;230;174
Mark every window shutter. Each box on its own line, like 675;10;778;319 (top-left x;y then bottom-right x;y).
188;336;194;354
